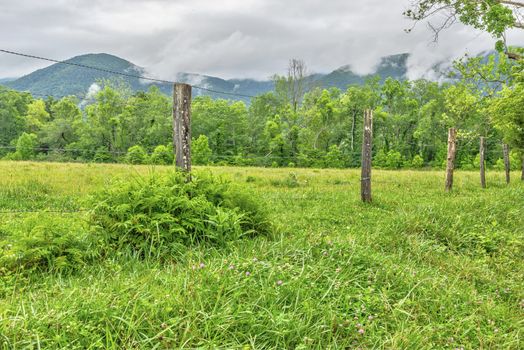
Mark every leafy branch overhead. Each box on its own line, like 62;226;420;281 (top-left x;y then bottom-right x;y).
405;0;524;58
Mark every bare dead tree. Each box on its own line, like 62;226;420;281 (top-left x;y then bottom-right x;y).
287;59;308;113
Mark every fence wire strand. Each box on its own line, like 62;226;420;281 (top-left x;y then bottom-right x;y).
0;49;257;98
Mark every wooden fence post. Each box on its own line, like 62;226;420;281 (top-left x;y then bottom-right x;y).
521;154;524;181
445;128;457;192
173;83;192;174
503;143;510;184
480;136;486;189
361;109;373;203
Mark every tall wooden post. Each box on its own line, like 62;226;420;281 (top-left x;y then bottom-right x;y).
503;143;510;184
445;128;457;192
173;83;192;174
480;137;486;189
361;109;373;203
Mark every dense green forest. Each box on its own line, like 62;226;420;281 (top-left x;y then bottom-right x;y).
1;51;523;171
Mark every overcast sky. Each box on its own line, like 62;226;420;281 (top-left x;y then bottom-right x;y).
1;0;523;81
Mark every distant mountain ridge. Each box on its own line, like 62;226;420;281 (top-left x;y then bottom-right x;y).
0;77;16;84
3;52;418;101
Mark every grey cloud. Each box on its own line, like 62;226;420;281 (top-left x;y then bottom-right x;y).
0;0;523;81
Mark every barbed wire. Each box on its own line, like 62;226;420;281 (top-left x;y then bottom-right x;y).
0;49;257;98
0;143;510;161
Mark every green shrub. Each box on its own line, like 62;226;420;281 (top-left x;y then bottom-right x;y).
385;150;403;169
411;155;424;168
0;215;96;274
89;171;271;258
373;150;387;168
296;153;312;168
150;145;173;165
38;150;71;163
473;154;481;168
231;155;255;166
460;156;475;170
494;158;505;171
510;150;522;170
93;147;114;163
126;145;148;164
2;152;21;161
493;152;522;171
323;145;345;168
8;132;38;160
192;135;212;165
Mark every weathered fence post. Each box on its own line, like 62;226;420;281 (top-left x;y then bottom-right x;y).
173;83;192;174
480;136;486;189
503;143;510;184
361;109;373;203
445;128;457;192
521;154;524;181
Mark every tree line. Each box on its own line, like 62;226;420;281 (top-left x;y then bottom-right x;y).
0;52;523;173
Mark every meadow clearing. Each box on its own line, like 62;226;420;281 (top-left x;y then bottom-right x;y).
0;161;523;349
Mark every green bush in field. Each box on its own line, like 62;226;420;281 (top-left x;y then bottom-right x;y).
374;150;404;169
192;135;212;165
93;147;114;163
411;154;424;168
17;132;38;160
460;155;475;170
89;171;271;258
510;150;522;170
126;145;148;164
385;150;403;169
0;215;97;274
296;153;312;168
473;153;481;168
323;145;345;168
494;158;505;170
150;145;173;165
373;150;387;168
493;151;522;171
3;132;38;161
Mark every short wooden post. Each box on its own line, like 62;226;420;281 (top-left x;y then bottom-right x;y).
503;143;510;184
480;137;486;189
173;83;192;174
361;109;373;203
521;154;524;181
445;128;457;192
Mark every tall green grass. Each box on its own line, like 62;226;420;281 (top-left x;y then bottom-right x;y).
0;161;523;349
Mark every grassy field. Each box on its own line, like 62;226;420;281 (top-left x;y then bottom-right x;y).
0;161;523;349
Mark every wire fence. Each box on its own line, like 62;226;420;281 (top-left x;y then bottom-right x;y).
0;47;521;217
0;49;257;99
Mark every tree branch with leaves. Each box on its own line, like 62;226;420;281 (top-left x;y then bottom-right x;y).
405;0;523;59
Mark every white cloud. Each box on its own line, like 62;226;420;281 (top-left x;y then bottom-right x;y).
0;0;522;80
79;82;101;108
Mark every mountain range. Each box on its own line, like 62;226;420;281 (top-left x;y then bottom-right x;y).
2;52;426;102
